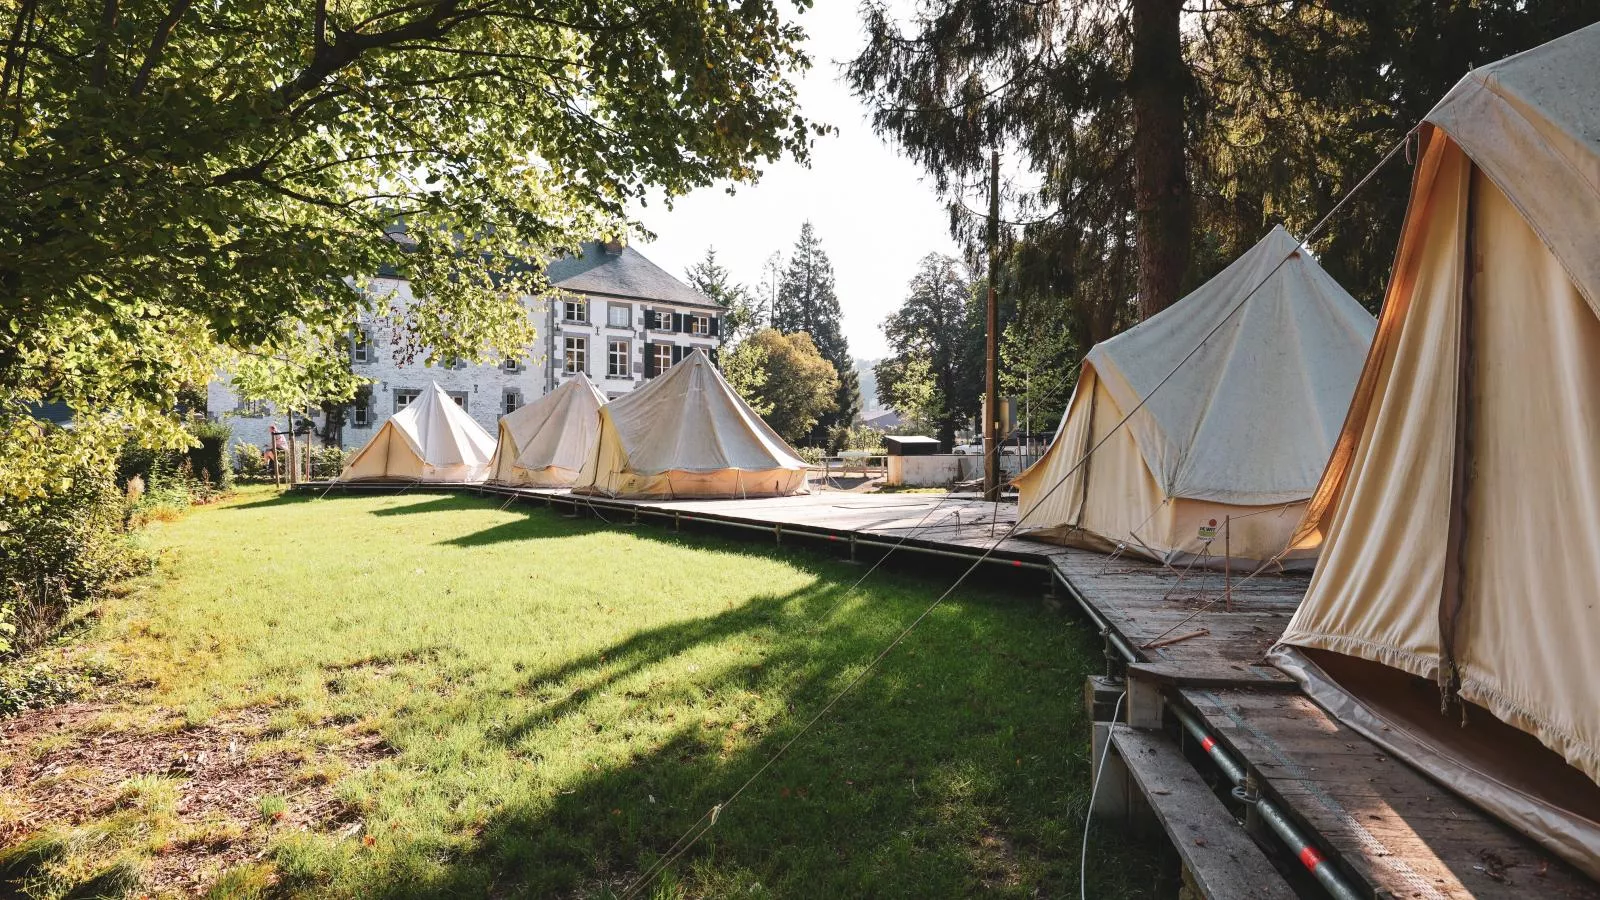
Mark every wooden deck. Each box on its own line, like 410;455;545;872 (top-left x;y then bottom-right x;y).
305;481;1599;898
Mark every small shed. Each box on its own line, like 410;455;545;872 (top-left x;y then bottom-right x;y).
884;435;940;456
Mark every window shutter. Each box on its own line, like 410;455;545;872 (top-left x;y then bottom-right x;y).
670;312;682;333
644;341;655;378
710;347;720;367
672;344;684;364
709;316;720;337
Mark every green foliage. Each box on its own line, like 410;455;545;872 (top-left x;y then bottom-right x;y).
719;339;776;418
187;420;235;491
828;423;887;454
309;447;353;480
772;223;854;439
686;248;765;343
0;665;86;717
234;443;266;480
999;319;1079;436
0;470;147;656
0;0;821;512
850;1;1600;399
878;254;984;447
875;356;941;437
726;329;839;444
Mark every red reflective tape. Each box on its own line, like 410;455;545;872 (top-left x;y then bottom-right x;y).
1012;560;1022;567
1298;846;1325;871
828;535;838;541
1200;735;1216;753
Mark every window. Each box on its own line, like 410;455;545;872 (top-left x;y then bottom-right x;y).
691;315;710;336
607;339;629;377
351;404;369;427
502;356;520;373
651;342;674;375
647;309;671;331
607;303;631;328
564;335;587;374
502;390;520;416
352;329;370;364
395;389;420;411
235;398;269;418
563;299;588;323
448;392;467;411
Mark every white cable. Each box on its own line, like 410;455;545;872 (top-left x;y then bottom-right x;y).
1082;690;1127;900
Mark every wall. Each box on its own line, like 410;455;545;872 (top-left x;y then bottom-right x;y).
886;454;1029;487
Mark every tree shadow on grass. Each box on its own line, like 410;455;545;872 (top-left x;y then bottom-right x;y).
282;567;1168;900
224;491;309;511
366;493;491;517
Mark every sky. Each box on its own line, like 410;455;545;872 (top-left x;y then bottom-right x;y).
632;2;958;362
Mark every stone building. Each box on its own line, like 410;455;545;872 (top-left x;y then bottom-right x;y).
207;241;723;453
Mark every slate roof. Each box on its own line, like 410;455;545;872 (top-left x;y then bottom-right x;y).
373;236;717;310
546;242;718;309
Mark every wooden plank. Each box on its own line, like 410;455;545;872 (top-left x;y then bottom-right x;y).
1127;661;1297;690
1110;726;1298;900
1183;689;1600;899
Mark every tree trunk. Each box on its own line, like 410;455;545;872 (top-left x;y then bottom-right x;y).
1129;0;1191;320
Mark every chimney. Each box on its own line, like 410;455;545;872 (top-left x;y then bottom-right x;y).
602;238;625;256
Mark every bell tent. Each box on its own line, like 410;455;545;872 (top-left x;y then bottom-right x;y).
572;349;808;499
338;382;495;483
1012;226;1375;568
488;374;606;487
1273;23;1600;876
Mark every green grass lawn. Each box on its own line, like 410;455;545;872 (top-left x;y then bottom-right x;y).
1;486;1162;898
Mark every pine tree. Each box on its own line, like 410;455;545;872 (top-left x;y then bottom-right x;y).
685;247;764;344
773;222;855;442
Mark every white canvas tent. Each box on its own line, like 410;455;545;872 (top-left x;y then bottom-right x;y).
1273;24;1600;876
1012;226;1374;567
572;349;808;499
338;382;495;483
488;374;605;487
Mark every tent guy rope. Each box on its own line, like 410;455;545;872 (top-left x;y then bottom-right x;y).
620;132;1412;899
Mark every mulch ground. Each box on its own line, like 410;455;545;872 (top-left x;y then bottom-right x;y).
1;702;391;896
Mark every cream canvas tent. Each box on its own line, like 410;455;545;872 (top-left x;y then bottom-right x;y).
572;349;808;499
338;382;495;483
1272;24;1600;877
488;374;605;487
1012;226;1375;568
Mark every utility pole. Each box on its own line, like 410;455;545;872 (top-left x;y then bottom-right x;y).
983;148;1001;500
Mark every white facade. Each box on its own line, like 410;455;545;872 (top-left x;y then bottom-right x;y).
208;245;724;453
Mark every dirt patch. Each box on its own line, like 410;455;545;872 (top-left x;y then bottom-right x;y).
1;702;390;895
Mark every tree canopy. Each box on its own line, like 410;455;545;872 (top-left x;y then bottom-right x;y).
722;328;838;444
849;0;1600;411
772;221;856;440
0;0;820;502
877;253;983;447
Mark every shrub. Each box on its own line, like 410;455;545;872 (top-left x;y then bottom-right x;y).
0;469;149;656
828;423;887;454
187;420;234;490
794;446;825;466
309;446;351;479
0;665;86;716
235;442;265;479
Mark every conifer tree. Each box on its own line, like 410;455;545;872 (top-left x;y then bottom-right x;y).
773;222;856;442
